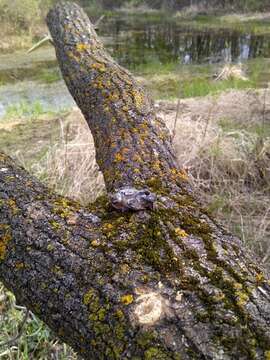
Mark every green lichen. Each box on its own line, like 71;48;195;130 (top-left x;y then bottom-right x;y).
145;177;165;194
97;308;107;322
80;181;267;357
53;265;64;276
114;323;125;340
136;331;157;348
103;222;118;238
83;288;97;306
235;289;249;307
49;220;61;230
52;197;78;219
128;211;183;273
47;243;55;251
144;347;171;360
113;309;124;321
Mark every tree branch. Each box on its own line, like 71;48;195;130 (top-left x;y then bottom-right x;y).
0;2;270;359
46;2;181;193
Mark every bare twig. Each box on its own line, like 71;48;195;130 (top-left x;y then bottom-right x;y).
172;98;181;142
94;15;105;30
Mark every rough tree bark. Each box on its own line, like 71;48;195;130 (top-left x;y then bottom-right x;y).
0;2;270;359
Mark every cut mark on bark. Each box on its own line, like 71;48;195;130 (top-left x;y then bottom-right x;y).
134;291;164;325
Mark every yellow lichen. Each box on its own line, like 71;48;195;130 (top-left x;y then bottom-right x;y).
233;282;243;290
76;43;89;51
91;339;97;347
152;161;161;172
133;90;144;110
175;228;188;238
212;292;225;302
265;350;270;360
15;262;24;269
91;239;99;247
114;152;125;162
7;199;19;215
255;272;264;283
0;229;12;260
121;294;134;305
108;92;119;102
235;290;249;307
120;263;130;273
178;169;189;181
91;62;106;72
103;223;114;231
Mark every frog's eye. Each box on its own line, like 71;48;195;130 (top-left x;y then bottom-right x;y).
144;190;150;196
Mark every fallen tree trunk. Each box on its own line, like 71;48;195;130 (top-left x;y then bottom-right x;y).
0;2;270;359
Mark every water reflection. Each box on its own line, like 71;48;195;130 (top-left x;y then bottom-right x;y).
1;15;270;117
101;19;270;67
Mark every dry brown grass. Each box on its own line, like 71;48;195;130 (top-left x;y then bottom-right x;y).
214;64;248;81
21;89;270;267
160;89;270;265
0;23;33;52
27;111;105;205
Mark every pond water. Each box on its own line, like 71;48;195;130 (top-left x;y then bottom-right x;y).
1;13;270;117
102;15;270;67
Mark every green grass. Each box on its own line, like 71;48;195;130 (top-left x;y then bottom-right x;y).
0;104;70;169
135;62;256;99
219;117;270;138
4;101;47;120
34;67;61;84
134;60;178;75
0;285;77;359
132;56;270;100
0;62;59;86
2;100;69;122
182;77;254;98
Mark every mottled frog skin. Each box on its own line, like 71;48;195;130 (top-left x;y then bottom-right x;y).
109;187;156;212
